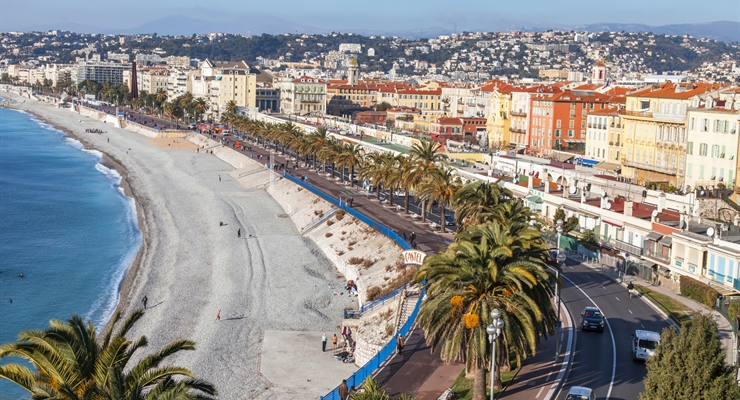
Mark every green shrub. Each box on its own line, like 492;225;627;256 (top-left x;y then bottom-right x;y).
679;275;720;307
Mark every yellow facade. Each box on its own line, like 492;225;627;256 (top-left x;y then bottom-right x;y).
485;88;511;150
216;71;256;110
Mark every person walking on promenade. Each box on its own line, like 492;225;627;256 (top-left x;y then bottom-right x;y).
396;333;404;354
322;333;327;352
219;175;221;181
410;231;416;243
339;379;349;400
215;310;221;322
402;232;407;242
142;295;148;309
332;333;338;353
237;228;241;238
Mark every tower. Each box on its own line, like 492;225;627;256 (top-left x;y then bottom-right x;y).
131;61;139;99
591;61;606;85
347;57;359;86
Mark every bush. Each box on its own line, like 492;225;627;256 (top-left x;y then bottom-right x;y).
336;209;346;220
325;232;333;238
348;257;364;265
679;275;720;307
366;286;382;301
327;219;335;226
362;259;374;269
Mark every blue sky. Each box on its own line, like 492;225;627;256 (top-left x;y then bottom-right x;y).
1;0;738;32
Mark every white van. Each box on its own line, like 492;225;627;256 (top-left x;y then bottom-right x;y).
631;330;661;361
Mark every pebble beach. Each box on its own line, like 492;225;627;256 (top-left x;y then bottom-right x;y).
1;91;357;398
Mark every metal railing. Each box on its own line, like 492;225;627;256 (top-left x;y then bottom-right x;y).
344;283;408;319
614;239;643;256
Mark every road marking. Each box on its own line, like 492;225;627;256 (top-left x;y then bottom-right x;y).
546;369;554;382
584;274;590;278
615;297;620;301
601;285;606;289
641;324;645;329
560;332;564;342
558;344;562;354
536;386;545;398
562;274;617;400
629;310;633;314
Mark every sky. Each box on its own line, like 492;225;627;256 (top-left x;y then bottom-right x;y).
1;0;738;32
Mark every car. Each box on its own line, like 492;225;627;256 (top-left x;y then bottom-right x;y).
580;307;605;332
632;330;661;361
188;123;196;129
444;215;456;226
565;386;594;400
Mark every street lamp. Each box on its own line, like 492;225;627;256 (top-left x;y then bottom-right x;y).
487;309;505;400
556;219;564;255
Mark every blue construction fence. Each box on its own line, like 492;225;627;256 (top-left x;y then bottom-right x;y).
321;287;426;400
282;172;411;251
279;172;426;399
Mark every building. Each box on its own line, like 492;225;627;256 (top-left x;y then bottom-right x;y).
509;85;562;153
685;106;739;192
72;61;130;85
355;110;386;125
486;84;513;150
276;76;327;116
585;107;624;162
620;82;727;189
187;59;257;120
136;67;170;95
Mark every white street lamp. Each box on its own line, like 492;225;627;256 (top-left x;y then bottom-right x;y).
487;309;505;400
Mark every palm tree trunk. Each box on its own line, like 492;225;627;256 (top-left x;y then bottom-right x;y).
421;199;427;222
473;366;487;400
376;183;382;200
389;187;395;207
404;192;410;213
439;203;446;232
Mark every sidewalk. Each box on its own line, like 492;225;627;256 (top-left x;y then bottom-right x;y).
581;259;736;368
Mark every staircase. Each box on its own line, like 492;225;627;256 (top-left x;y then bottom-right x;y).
300;207;338;234
394;287;421;335
721;195;740;213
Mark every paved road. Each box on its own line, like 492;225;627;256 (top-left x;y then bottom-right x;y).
557;260;670;400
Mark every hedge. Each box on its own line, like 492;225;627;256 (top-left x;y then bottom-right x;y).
679;275;720;307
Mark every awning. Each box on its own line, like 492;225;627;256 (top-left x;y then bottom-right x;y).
576;158;600;167
552;152;576;162
645;232;663;241
526;195;543;204
564;139;586;144
659;236;673;247
594;161;622;172
602;219;623;227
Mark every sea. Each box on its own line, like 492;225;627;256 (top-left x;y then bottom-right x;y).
0;105;141;399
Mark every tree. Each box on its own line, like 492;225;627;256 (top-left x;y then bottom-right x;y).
640;313;740;400
374;101;392;112
349;376;413;400
0;310;217;399
451;180;513;226
414;220;557;400
407;141;448;222
552;207;578;233
417;167;461;232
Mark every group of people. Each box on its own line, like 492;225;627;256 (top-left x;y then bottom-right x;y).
322;326;355;362
345;280;358;297
85;128;106;134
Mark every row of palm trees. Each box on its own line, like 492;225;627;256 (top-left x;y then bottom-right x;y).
221;114;558;400
0;310;216;399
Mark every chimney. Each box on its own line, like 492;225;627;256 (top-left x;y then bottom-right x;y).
600;194;608;209
527;176;533;189
544;178;550;194
624;201;634;217
581;188;586;203
657;193;666;213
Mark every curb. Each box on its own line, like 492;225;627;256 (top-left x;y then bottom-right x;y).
546;298;576;400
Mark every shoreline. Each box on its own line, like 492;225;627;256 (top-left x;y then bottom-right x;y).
1;98;149;335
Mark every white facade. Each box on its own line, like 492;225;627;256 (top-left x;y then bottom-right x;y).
585;114;610;161
685;107;739;190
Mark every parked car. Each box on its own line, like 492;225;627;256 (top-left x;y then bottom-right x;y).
632;330;661;361
580;307;605;332
444;215;456;226
565;386;594;400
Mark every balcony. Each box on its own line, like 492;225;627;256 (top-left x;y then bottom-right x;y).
615;239;643;256
510;127;527;134
620;109;653;118
643;249;671;264
511;111;527;117
621;158;677;175
652;112;687;122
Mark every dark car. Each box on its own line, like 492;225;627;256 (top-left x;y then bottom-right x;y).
580;307;605;332
444;215;456;226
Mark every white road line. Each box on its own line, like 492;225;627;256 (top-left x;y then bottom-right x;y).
641;324;645;328
560;332;564;341
616;297;620;301
584;274;590;278
546;369;554;382
601;285;606;289
628;310;633;314
562;274;617;400
558;344;562;354
536;386;545;398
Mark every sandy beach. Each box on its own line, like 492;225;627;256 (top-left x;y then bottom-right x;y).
1;91;361;398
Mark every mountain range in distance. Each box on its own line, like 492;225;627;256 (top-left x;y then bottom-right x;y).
18;14;740;43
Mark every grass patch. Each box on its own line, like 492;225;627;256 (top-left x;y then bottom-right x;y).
450;366;520;400
635;284;692;325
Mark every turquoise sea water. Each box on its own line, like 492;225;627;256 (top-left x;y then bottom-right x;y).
0;106;141;399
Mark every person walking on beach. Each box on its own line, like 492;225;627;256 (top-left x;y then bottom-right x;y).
215;310;221;322
332;333;338;353
339;380;349;400
322;333;327;352
142;295;148;309
219;175;221;181
396;333;404;354
237;228;241;238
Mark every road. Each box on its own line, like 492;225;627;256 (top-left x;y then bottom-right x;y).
557;260;670;400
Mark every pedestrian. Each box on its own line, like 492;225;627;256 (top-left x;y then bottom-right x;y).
341;326;347;341
322;333;327;352
237;228;241;238
410;231;416;243
396;333;404;354
332;333;338;353
402;232;407;242
215;310;221;322
142;295;148;309
348;198;353;207
219;175;221;181
338;195;342;205
339;379;349;400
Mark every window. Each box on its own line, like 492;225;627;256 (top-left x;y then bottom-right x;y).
582;110;587;118
581;120;586;128
687;163;693;177
570;110;576;117
556;120;561;128
555;129;561;137
687;142;694;155
568;130;575;137
699;165;705;179
699;143;708;156
640;100;650;110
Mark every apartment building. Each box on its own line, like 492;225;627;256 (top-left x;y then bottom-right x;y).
685;106;739;191
72;61;130;85
585;107;624;163
485;84;513;150
188;60;257;119
509;85;562;153
276;76;327;116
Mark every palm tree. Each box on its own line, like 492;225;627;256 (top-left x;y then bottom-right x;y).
224;100;238;115
417;167;461;232
307;127;330;171
337;143;364;185
407;141;448;221
0;310;217;399
414;221;557;400
349;376;414;400
451;181;514;226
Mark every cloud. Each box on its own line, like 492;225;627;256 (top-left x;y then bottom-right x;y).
434;11;467;26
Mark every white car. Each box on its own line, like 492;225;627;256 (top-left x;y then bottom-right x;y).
565;386;594;400
631;329;661;361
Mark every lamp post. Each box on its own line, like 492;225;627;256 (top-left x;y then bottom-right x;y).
487;309;505;400
556;219;564;254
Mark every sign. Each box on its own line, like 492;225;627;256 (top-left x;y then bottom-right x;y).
402;250;427;266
